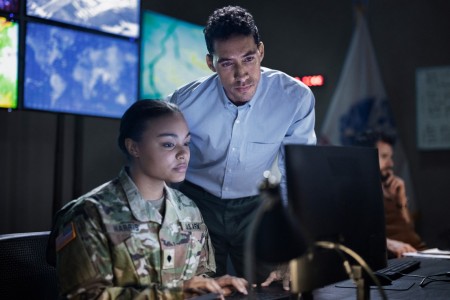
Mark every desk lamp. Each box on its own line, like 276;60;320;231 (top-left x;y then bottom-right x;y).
244;172;307;290
244;171;386;300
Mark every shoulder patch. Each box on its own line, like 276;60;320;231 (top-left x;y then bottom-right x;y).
56;222;77;251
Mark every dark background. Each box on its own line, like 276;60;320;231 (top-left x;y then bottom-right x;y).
1;0;449;249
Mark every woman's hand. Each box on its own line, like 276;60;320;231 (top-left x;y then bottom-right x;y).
184;275;248;299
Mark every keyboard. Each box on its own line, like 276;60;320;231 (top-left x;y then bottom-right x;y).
226;284;291;300
375;259;421;280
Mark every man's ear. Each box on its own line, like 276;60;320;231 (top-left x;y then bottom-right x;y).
258;42;265;62
125;138;140;158
206;54;216;72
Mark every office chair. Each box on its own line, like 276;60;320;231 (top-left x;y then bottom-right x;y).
0;231;58;300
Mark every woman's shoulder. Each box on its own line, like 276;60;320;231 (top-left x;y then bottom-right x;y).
58;179;126;220
168;187;198;207
167;187;204;219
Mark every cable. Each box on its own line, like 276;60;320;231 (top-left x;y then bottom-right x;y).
397;273;426;279
315;241;388;300
419;272;450;287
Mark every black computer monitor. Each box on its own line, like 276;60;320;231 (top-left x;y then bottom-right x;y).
284;144;387;293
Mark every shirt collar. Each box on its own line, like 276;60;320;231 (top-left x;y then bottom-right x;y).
119;167;164;223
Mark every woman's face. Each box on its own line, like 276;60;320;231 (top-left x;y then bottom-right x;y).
127;113;191;184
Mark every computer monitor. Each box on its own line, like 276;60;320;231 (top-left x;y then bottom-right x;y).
140;10;211;99
284;144;387;293
0;0;19;14
23;21;138;118
0;17;18;109
26;0;140;38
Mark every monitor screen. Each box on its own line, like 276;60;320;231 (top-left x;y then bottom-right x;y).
24;21;138;118
0;17;18;109
26;0;140;38
0;0;19;14
140;10;211;99
285;144;387;292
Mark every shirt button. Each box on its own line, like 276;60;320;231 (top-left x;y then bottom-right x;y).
236;120;240;124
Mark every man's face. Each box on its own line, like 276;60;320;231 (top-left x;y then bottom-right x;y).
376;141;394;178
206;34;264;106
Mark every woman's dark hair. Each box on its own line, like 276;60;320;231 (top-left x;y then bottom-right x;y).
118;99;181;159
204;5;261;54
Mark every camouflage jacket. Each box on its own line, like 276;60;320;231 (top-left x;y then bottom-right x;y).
48;168;216;299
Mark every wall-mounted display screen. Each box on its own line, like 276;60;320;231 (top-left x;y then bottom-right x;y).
140;10;211;99
24;21;138;118
26;0;140;38
0;17;18;109
0;0;19;14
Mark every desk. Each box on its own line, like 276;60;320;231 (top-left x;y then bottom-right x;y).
311;257;450;299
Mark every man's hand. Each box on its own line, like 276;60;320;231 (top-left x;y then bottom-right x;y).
260;264;290;291
383;172;406;203
386;238;417;258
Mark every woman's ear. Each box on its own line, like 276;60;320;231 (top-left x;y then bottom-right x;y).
125;138;139;158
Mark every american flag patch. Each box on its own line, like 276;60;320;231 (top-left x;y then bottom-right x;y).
56;222;77;251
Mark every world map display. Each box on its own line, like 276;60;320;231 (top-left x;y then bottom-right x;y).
27;0;139;38
24;22;138;118
0;0;19;13
0;17;18;109
140;10;212;99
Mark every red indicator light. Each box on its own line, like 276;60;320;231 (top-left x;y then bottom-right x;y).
295;75;325;87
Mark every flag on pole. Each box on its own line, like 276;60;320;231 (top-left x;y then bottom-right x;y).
319;9;417;211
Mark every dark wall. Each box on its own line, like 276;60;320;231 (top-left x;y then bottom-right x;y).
1;0;449;248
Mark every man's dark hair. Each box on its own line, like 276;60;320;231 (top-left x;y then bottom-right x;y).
204;5;261;54
354;129;397;148
118;99;181;159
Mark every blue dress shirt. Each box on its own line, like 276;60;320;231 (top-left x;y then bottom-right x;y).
167;67;316;199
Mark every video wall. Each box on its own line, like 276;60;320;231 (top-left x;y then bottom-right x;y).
0;1;211;118
0;17;18;109
140;10;211;100
1;0;140;118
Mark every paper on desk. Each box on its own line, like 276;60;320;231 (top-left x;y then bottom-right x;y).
403;248;450;259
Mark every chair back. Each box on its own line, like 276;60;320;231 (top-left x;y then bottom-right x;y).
0;231;58;300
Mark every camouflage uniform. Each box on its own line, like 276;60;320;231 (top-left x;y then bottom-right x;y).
48;168;216;299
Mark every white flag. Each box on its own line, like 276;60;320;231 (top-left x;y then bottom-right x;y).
319;10;416;211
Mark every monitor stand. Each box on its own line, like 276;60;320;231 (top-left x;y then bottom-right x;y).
352;265;371;300
291;263;372;300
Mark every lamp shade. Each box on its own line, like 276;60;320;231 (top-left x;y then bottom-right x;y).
254;181;308;263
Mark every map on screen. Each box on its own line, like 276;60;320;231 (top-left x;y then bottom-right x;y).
140;10;212;99
0;0;19;13
0;17;18;109
24;21;138;118
26;0;140;38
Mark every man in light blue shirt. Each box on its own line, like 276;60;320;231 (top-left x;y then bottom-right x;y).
167;5;316;284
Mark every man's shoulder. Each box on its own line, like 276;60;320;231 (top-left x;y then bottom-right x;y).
258;67;313;107
169;73;218;103
261;67;311;92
